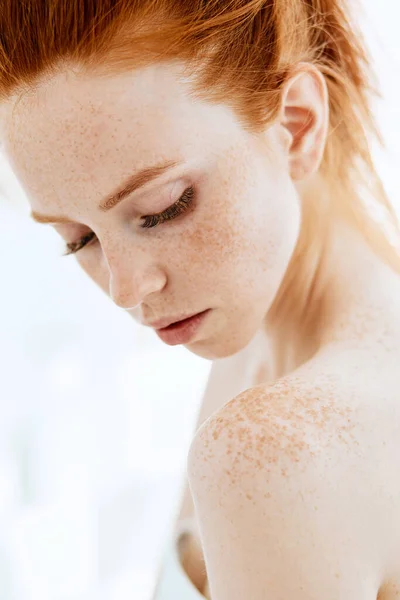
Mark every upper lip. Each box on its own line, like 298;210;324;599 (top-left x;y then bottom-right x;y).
144;311;206;330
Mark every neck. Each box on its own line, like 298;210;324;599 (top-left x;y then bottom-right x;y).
263;215;400;380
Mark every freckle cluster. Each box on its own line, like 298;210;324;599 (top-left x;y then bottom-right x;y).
194;371;362;489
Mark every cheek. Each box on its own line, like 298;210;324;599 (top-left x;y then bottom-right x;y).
186;212;246;285
220;181;301;293
255;168;301;249
261;194;301;265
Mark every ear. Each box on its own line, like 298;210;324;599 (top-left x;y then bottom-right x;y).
278;63;329;181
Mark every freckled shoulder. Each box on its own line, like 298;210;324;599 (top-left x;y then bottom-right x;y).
186;379;387;600
188;375;360;480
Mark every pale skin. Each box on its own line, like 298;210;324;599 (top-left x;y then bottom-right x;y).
2;59;400;599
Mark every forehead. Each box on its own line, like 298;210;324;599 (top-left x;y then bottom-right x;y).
2;61;242;213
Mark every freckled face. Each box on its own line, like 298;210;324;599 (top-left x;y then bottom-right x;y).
3;61;301;360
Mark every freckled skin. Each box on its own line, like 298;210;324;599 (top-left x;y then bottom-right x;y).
3;61;300;361
3;59;400;598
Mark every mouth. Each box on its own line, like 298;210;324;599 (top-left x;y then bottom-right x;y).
150;310;208;330
155;309;211;346
157;312;204;330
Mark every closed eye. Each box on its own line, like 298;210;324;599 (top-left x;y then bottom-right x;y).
62;185;195;256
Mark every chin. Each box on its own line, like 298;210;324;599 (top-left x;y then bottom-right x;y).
185;323;259;361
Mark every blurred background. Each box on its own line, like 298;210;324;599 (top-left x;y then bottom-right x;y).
0;1;399;599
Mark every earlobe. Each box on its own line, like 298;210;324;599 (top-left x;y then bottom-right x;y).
279;65;329;181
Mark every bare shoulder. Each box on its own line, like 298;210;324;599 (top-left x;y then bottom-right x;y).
190;363;400;468
187;376;394;599
189;373;362;470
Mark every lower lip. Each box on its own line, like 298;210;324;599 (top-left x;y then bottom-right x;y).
155;310;211;346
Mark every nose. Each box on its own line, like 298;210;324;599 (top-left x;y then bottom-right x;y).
107;250;166;310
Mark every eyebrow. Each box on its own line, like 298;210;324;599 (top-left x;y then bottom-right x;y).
30;159;181;224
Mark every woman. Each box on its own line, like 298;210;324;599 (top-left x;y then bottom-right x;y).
1;0;399;598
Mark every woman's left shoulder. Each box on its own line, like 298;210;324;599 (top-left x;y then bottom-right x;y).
186;376;390;600
189;372;357;470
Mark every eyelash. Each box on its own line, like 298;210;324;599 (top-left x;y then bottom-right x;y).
62;185;195;256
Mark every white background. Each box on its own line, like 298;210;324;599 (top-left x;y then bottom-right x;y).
0;1;399;598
